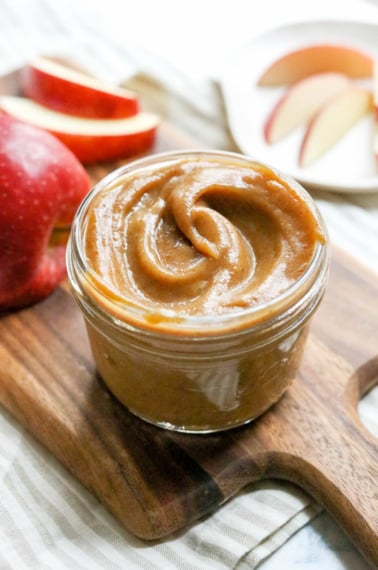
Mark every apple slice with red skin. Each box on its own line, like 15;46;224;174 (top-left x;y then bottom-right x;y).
258;44;373;86
20;57;139;119
299;86;373;167
0;96;160;164
0;115;90;311
264;72;351;143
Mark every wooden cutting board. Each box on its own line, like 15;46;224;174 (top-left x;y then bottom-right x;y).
0;80;377;566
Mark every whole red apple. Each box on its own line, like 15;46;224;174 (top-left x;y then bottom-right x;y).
0;114;90;310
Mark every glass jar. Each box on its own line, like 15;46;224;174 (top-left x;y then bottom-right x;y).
67;150;329;433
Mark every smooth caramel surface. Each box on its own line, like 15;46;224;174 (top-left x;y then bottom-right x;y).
78;154;327;431
84;156;322;320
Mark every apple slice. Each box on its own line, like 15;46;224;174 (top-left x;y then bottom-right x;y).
0;96;160;164
374;59;378;120
299;86;373;168
20;57;139;119
264;72;351;143
258;44;373;86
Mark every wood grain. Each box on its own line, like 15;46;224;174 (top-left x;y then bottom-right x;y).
0;73;377;567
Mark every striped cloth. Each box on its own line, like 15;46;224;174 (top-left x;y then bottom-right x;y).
0;1;377;569
0;409;321;569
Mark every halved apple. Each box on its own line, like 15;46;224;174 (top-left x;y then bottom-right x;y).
258;44;373;86
264;72;351;144
0;96;159;163
20;57;139;119
299;86;373;167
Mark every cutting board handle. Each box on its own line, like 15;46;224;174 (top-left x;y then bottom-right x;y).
332;356;378;568
296;410;377;567
266;345;378;568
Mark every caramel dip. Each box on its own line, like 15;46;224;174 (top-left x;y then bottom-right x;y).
68;151;328;432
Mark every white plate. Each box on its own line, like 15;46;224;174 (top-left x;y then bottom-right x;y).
220;19;378;193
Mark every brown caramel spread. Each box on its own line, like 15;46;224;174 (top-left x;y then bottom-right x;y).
84;156;322;324
78;153;326;431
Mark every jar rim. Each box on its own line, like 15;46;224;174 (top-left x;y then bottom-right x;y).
68;149;329;336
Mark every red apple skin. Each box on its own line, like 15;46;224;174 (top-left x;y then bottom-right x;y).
20;62;140;119
0;115;91;311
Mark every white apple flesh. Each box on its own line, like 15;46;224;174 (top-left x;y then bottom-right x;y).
299;87;373;167
21;57;139;119
0;96;160;163
264;72;351;143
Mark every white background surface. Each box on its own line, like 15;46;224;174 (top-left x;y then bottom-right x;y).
83;0;378;80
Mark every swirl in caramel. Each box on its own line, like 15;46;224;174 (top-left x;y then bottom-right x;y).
84;155;323;321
